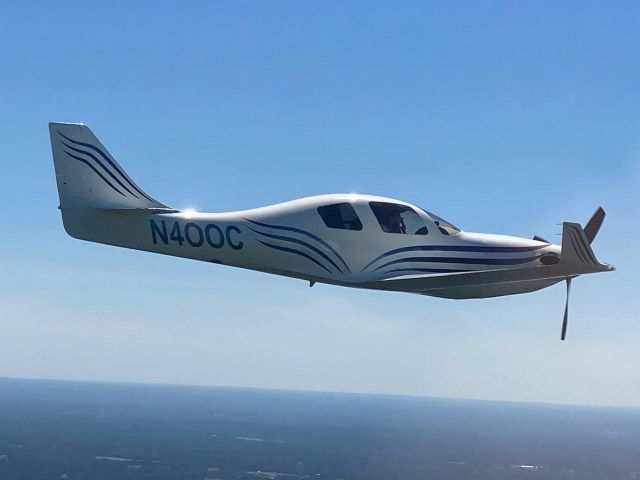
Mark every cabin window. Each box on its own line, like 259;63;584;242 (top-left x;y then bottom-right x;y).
317;203;363;231
419;209;461;235
369;202;428;235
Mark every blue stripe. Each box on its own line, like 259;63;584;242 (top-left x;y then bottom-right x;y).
60;141;140;198
57;130;154;202
258;241;332;273
568;233;588;264
361;244;548;271
246;219;350;273
571;227;597;264
373;255;541;272
63;150;126;197
384;267;474;275
249;227;342;274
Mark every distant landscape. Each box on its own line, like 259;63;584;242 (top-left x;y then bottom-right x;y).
0;378;638;479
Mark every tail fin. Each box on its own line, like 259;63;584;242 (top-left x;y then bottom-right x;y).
49;122;167;210
560;222;613;274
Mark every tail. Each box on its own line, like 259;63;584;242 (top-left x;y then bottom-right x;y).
560;221;614;274
557;215;613;341
49;122;168;210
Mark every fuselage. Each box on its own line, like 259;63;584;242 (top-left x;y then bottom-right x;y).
62;193;561;298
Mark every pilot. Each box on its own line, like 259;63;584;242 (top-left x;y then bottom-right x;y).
388;211;406;234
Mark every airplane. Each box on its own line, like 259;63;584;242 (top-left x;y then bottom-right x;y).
49;122;614;340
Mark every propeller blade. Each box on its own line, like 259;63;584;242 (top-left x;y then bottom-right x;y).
584;207;605;244
561;277;572;341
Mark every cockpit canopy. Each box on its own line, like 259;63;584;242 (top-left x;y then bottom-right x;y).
369;202;428;235
419;209;461;235
316;196;461;236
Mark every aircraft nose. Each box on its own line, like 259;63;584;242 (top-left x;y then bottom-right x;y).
475;233;561;266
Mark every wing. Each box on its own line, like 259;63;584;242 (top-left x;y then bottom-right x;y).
360;222;613;294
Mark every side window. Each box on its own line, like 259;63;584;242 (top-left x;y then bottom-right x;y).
317;203;363;231
369;202;428;235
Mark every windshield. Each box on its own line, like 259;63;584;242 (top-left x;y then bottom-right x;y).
420;209;461;235
369;202;428;235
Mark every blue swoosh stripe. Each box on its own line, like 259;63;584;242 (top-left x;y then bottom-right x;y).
373;255;541;272
246;219;350;273
63;150;126;197
60;141;140;198
258;240;332;274
361;244;548;272
249;227;342;274
569;227;597;265
568;233;588;264
384;267;474;275
57;130;154;202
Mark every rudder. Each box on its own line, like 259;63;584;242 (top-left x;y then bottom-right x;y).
49;122;166;210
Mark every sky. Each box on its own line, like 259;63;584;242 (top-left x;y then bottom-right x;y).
0;1;639;407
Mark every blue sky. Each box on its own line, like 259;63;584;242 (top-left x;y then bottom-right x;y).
1;1;639;407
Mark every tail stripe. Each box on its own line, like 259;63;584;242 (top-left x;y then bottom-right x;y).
569;227;598;265
57;130;154;202
61;141;140;199
568;232;588;264
63;150;126;197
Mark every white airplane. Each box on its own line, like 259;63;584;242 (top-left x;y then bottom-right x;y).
50;122;614;340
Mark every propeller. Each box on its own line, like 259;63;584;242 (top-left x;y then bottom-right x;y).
560;277;572;341
584;207;605;244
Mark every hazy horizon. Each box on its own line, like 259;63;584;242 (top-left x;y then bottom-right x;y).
1;375;638;412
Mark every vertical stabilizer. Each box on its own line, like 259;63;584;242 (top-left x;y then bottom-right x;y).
49;122;167;210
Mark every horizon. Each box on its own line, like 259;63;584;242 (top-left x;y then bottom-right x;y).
2;375;637;412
